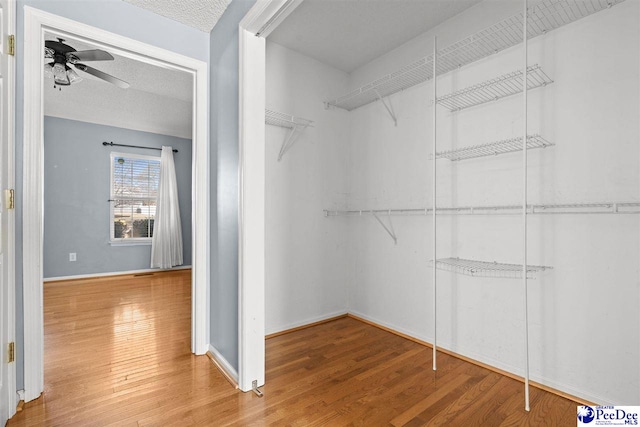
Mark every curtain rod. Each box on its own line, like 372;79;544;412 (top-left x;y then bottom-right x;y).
102;141;178;153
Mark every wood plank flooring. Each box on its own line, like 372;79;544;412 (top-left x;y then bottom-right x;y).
9;271;580;426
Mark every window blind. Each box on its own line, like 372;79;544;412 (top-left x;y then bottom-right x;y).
111;156;160;240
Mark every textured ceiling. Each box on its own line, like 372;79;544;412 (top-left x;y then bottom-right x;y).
44;32;193;139
122;0;231;32
268;0;484;73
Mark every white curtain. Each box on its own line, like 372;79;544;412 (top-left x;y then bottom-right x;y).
151;146;183;268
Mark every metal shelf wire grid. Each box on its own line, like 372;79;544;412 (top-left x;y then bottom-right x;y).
435;134;554;161
325;0;623;111
429;257;552;279
265;109;313;129
437;65;553;111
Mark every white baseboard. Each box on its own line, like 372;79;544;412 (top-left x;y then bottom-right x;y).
43;265;192;282
207;344;239;385
265;310;348;336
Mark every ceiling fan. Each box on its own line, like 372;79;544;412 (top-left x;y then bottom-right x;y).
44;38;130;90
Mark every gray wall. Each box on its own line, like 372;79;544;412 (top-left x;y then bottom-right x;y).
16;0;209;390
209;0;256;373
43;117;192;279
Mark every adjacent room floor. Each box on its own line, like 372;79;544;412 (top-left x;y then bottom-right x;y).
9;270;579;426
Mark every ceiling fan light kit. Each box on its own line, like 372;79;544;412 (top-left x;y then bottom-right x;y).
67;67;82;84
44;38;128;90
52;62;69;86
43;63;53;79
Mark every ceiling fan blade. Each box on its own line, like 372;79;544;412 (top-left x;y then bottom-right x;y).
67;49;114;63
74;63;130;89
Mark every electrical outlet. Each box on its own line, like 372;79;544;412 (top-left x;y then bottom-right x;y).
69;253;76;262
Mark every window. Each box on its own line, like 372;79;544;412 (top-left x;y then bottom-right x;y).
110;152;160;243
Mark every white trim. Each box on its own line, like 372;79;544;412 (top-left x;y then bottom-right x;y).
43;265;192;283
237;26;266;393
192;43;210;357
22;6;44;404
239;0;303;38
265;311;348;336
110;151;161;162
237;0;302;394
3;0;17;419
207;344;239;384
108;240;152;246
23;7;209;402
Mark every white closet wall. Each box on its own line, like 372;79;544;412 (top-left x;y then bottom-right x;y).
347;0;638;405
265;43;351;334
266;0;639;406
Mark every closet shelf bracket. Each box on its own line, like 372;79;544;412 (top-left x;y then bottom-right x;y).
277;126;302;161
372;211;397;244
265;109;314;161
374;89;398;126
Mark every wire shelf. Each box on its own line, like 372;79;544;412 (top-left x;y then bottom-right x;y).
437;65;553;112
323;202;640;217
265;109;314;129
429;257;552;279
325;0;623;111
435;134;554;161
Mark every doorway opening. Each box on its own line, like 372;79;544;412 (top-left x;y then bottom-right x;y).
22;7;209;402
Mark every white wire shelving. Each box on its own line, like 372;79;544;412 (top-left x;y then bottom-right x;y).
324;202;640;218
429;257;552;279
319;0;627;411
324;0;623;112
324;202;640;244
436;65;553;112
265;109;314;161
435;134;554;161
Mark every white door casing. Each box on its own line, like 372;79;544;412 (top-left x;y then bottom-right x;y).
0;0;16;423
22;7;209;402
237;26;265;392
237;0;301;393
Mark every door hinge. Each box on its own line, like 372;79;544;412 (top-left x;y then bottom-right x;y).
5;189;14;209
8;342;15;363
8;35;15;56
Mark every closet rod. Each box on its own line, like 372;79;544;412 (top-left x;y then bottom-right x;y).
102;141;178;153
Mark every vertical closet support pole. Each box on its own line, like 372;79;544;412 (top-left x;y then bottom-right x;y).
522;0;531;412
432;36;438;371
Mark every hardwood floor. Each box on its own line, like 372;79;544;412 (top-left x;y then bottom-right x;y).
9;271;579;426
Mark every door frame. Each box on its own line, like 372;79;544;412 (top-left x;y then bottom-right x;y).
2;0;16;420
236;0;301;393
22;7;209;401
